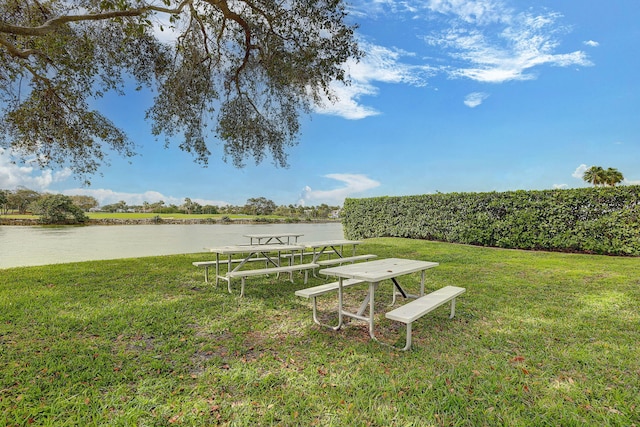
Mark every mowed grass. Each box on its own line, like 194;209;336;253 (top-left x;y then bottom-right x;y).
1;238;638;426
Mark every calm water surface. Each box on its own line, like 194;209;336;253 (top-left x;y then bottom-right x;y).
0;223;344;269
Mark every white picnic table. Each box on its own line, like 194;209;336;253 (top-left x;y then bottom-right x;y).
300;239;362;262
318;258;439;340
207;243;305;287
244;233;304;245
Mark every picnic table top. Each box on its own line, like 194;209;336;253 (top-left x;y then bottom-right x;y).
206;244;305;254
319;257;439;282
299;239;361;248
243;233;304;239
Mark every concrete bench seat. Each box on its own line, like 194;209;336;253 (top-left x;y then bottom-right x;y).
295;279;366;328
385;285;466;351
192;257;269;282
226;263;318;297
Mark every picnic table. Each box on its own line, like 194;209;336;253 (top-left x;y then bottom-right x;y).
194;233;303;282
300;239;363;263
244;233;304;245
206;243;318;297
318;258;439;340
207;243;304;286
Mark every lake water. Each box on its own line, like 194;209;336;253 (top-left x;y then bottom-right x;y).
0;222;344;269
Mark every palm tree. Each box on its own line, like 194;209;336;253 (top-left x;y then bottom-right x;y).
583;166;625;187
604;168;624;186
583;166;606;186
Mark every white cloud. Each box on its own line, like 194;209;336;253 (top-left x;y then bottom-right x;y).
425;11;592;83
348;44;432;86
584;40;599;47
315;43;435;119
553;183;568;189
464;92;489;107
324;1;593;119
0;148;72;191
1;147;230;208
315;79;381;120
425;0;511;25
299;173;380;205
572;164;588;180
62;188;228;207
353;0;510;24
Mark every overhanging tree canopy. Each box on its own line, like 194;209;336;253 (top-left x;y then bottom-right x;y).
0;0;361;181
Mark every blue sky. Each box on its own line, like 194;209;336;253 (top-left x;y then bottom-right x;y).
1;0;639;207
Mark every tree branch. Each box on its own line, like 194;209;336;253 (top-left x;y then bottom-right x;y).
0;34;45;59
207;0;255;91
0;0;192;37
189;3;210;61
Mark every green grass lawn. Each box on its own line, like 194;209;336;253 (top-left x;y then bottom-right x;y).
1;238;638;426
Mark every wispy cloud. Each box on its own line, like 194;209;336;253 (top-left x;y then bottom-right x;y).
299;173;380;205
464;92;489;107
0;148;72;190
331;0;593;118
584;40;599;47
424;0;511;25
314;78;381;120
423;10;592;83
315;43;435;119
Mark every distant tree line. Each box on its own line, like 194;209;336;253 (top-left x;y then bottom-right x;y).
0;187;90;224
101;196;339;219
0;188;341;222
0;187;99;216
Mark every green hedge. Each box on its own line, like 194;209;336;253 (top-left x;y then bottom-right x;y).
342;186;640;256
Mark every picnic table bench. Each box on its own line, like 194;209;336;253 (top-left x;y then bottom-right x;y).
385;285;466;350
206;244;306;296
193;256;269;282
228;262;318;297
295;278;366;328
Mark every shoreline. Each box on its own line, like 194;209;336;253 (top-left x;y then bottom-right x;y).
0;217;341;226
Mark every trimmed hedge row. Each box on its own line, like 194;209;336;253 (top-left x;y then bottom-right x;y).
342;186;640;256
